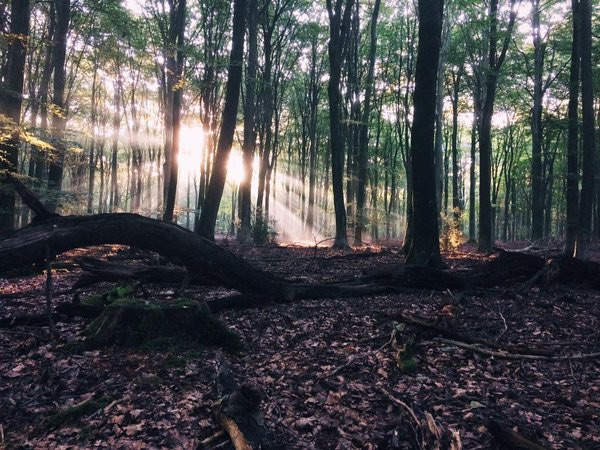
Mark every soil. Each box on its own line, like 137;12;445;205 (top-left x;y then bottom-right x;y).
0;242;599;449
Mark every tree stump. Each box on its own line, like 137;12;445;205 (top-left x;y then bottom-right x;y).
85;298;242;351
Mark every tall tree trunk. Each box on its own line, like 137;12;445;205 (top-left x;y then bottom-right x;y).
109;74;122;212
87;62;98;214
0;0;30;230
451;68;462;222
163;0;186;222
575;0;596;259
405;0;444;266
35;3;55;182
326;0;354;248
530;0;544;240
478;0;516;252
564;0;580;256
238;0;258;242
46;0;70;213
197;0;246;239
469;114;477;242
355;0;381;243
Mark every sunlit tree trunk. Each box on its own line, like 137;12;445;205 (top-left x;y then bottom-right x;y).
0;0;30;230
87;61;98;214
46;0;70;213
238;0;258;242
163;0;186;222
450;67;462;223
468;113;477;242
197;0;246;239
355;0;381;243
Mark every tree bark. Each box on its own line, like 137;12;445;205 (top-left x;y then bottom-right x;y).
46;0;70;213
0;0;30;230
238;0;258;243
197;0;246;239
163;0;186;223
564;0;580;257
530;0;544;241
575;0;596;259
355;0;381;243
326;0;354;248
405;0;444;267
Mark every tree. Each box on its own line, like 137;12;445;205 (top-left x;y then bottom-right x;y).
477;0;517;252
162;0;187;222
355;0;381;243
405;0;444;266
575;0;596;259
46;0;71;213
238;0;258;243
564;0;580;257
0;0;30;230
197;0;246;239
326;0;354;248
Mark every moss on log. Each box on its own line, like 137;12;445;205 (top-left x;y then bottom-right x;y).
85;298;242;351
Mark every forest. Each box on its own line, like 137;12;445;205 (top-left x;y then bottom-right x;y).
0;0;599;448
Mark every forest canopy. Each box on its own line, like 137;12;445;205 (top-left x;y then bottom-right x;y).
0;0;598;255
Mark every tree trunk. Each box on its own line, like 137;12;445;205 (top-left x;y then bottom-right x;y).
46;0;70;213
197;0;246;239
355;0;381;243
575;0;596;259
0;0;30;230
163;0;186;223
451;68;462;222
405;0;444;266
326;0;354;248
564;0;580;256
238;0;258;243
530;0;544;241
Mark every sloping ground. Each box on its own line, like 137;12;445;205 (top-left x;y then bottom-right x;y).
0;243;599;448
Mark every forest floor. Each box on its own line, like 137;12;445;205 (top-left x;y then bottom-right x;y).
0;241;599;449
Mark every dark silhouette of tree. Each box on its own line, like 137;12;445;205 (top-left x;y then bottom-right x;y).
405;0;444;266
326;0;354;248
197;0;246;239
0;0;30;230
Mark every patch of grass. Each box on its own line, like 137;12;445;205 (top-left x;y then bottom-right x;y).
46;396;110;429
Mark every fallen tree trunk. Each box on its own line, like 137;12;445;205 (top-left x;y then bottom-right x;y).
72;256;217;290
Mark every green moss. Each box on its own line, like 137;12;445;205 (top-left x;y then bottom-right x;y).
85;298;242;352
46;396;110;429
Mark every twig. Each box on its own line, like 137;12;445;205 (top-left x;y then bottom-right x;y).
378;387;422;449
199;430;226;447
435;337;600;361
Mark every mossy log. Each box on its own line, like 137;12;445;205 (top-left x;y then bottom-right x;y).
85;298;242;351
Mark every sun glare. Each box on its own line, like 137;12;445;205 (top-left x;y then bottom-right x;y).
227;149;245;185
178;126;205;174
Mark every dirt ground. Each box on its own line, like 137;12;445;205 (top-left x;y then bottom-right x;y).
0;242;599;449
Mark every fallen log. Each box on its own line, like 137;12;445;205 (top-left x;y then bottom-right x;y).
72;256;217;290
